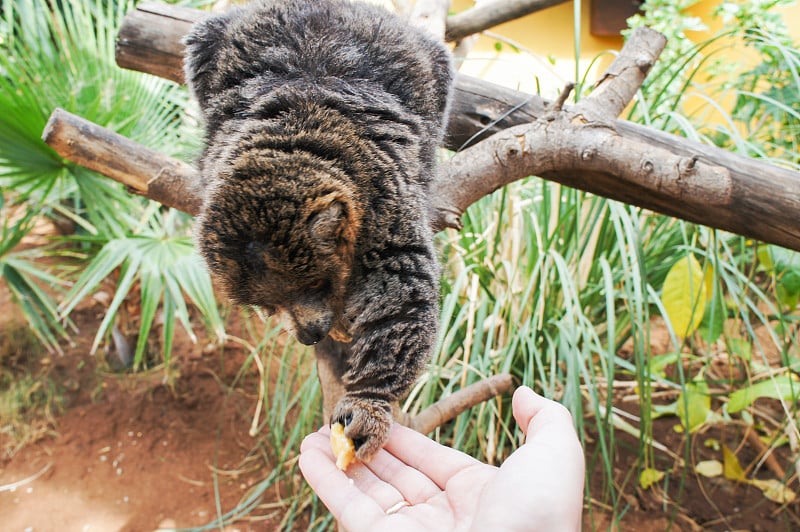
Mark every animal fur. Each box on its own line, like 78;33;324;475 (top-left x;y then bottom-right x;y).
184;0;453;460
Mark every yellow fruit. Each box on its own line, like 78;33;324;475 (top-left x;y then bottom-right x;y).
330;422;356;471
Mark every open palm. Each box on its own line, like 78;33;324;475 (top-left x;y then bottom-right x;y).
299;386;584;531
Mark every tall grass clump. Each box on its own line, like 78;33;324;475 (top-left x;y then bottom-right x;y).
374;0;799;528
182;313;329;531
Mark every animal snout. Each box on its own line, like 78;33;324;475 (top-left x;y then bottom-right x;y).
295;320;333;345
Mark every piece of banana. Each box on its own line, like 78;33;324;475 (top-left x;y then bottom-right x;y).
330;422;356;471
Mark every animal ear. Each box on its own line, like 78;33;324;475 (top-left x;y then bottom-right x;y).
309;200;347;247
183;12;234;103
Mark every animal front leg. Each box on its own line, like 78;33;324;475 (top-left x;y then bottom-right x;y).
331;305;437;462
314;337;351;422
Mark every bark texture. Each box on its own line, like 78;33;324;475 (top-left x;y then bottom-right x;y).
41;108;202;215
111;3;800;251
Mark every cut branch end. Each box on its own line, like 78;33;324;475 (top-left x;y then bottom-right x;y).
410;373;515;434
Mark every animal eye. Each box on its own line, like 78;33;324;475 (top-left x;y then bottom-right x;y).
308;279;329;292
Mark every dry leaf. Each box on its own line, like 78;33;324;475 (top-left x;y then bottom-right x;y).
750;479;797;504
695;460;723;478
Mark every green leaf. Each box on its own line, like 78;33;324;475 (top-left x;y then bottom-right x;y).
780;269;800;294
759;245;800;275
639;468;665;490
648;352;680;378
727;337;753;361
727;374;799;413
676;380;711;432
698;295;726;343
651;402;677;419
90;253;142;355
661;254;707;338
757;244;774;271
698;259;724;344
133;269;164;369
58;239;129;318
1;261;70;354
777;269;800;309
161;291;176;367
703;263;715;300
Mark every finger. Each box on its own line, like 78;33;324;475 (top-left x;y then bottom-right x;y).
365;442;442;503
300;430;334;457
302;429;411;511
382;423;482;490
471;387;584;531
511;386;583;478
299;447;386;532
512;385;577;440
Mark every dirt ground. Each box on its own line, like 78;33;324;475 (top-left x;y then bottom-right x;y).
1;282;799;531
0;291;278;531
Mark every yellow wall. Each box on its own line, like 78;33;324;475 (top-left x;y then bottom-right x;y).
452;0;622;57
452;0;800;98
451;0;621;97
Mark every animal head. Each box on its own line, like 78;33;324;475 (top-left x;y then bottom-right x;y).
197;151;361;345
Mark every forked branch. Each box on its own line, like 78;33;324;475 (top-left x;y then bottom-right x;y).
109;3;800;251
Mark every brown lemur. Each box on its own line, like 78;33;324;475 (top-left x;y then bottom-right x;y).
184;0;453;461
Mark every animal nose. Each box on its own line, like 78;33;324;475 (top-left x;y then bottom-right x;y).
296;323;330;345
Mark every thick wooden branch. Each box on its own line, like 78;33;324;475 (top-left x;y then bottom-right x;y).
432;116;733;229
439;76;800;251
49;97;800;254
444;0;570;42
41;108;202;215
115;2;204;84
113;4;800;250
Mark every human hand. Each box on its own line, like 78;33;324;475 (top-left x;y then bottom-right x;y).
299;386;585;531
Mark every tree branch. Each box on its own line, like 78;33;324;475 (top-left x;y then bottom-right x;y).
410;0;451;40
409;373;515;434
575;27;666;121
431;114;733;230
444;0;570;42
111;5;800;251
41;108;202;215
441;76;800;251
115;2;204;84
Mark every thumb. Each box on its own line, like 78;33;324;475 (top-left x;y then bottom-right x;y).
512;385;576;440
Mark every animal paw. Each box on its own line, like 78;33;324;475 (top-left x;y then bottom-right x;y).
331;396;392;463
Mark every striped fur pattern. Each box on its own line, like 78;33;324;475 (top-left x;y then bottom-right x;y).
184;0;453;460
